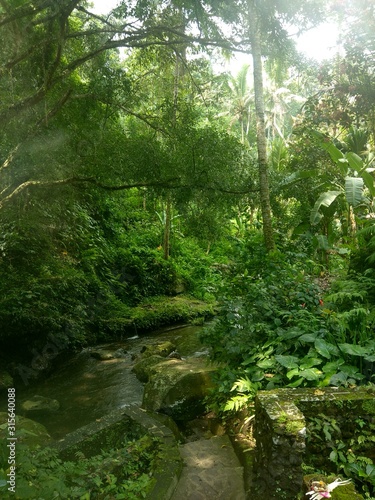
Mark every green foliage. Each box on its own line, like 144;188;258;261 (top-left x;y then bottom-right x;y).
201;238;375;416
0;435;161;499
305;411;375;497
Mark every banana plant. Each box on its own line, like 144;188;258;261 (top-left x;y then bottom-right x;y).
309;131;374;232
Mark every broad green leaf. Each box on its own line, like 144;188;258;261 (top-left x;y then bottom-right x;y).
311;130;345;164
286;368;299;379
322;359;345;373
279;327;306;340
345;176;363;207
275;354;299;369
299;368;322;380
314;234;329;251
288;377;304;387
340;364;364;379
362;171;375;197
315;338;338;359
324;142;345;163
251;370;265;382
339;343;369;356
298;333;317;343
256;359;275;369
310;191;342;225
300;357;322;369
365;464;375;479
329;449;338;462
329;371;348;385
346;152;363;172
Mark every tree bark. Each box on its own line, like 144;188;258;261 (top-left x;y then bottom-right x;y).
163;197;171;260
248;0;275;252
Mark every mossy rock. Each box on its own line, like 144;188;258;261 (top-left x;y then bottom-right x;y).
21;395;60;413
142;357;218;421
303;474;364;499
0;412;51;448
91;350;115;360
140;341;176;359
132;355;165;383
0;371;13;391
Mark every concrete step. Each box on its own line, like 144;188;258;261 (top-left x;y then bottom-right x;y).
171;435;246;500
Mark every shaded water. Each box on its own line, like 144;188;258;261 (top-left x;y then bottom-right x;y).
12;325;207;440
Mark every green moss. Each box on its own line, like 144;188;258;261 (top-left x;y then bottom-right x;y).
102;296;216;334
277;412;288;424
285;420;304;434
362;398;375;415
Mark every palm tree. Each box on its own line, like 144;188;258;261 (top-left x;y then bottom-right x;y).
227;64;254;144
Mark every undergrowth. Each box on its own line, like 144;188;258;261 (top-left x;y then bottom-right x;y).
201;247;375;416
0;434;161;499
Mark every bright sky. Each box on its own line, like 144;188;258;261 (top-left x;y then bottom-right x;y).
91;0;341;64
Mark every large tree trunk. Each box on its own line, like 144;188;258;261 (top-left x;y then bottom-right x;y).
248;1;275;252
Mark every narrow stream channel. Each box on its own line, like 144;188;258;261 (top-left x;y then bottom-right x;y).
10;324;207;440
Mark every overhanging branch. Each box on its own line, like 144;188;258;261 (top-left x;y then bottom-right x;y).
0;175;257;208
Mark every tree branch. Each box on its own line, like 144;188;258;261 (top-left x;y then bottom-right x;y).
0;175;257;209
0;176;181;208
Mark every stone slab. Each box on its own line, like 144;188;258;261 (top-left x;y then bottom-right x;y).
171;435;246;500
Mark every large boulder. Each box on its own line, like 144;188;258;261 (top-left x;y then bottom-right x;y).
21;395;60;414
131;341;177;382
139;341;176;359
0;412;51;447
142;357;218;421
132;354;166;383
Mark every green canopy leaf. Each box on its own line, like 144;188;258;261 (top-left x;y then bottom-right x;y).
310;191;342;225
345;176;363;207
346;152;363;173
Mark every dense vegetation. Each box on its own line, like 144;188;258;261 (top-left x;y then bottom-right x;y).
0;0;375;496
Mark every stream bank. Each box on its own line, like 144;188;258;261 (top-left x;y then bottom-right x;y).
0;295;216;390
1;320;252;498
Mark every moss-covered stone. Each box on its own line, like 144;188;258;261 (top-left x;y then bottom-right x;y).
254;388;375;499
142;358;218;421
140;341;176;359
90;350;115;360
0;412;51;448
101;295;217;334
52;407;183;500
132;354;166;382
21;395;60;413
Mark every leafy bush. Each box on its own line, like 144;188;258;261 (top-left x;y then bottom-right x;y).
201;246;375;415
305;410;375;497
0;435;161;499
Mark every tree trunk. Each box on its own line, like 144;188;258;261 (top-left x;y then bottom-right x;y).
248;0;275;252
163;197;171;260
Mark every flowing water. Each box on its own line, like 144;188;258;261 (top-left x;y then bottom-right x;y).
11;324;207;440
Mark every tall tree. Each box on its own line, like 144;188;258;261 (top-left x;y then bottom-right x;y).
247;0;275;251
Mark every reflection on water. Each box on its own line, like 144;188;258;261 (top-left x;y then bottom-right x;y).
10;325;206;439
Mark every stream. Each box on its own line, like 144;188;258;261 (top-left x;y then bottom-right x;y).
9;324;207;440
